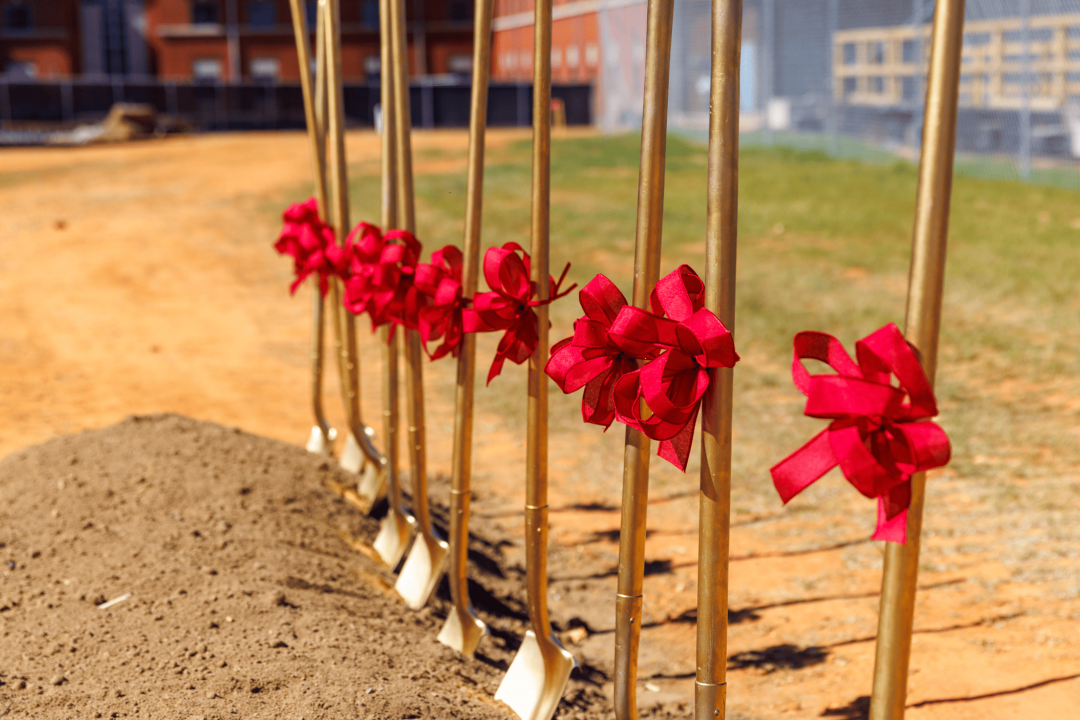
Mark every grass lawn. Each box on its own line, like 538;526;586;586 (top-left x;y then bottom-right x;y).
307;132;1080;516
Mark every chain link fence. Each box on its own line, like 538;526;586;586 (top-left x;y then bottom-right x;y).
598;0;1080;191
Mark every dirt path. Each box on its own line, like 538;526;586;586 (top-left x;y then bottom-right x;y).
1;132;1078;719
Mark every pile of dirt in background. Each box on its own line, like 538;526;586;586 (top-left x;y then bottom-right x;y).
0;415;693;719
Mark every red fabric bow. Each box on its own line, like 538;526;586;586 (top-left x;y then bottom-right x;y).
274;198;348;296
545;274;661;428
468;242;576;384
343;228;424;333
414;245;468;360
769;323;951;543
611;266;739;471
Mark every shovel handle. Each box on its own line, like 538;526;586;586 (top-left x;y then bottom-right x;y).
870;1;965;718
615;1;676;718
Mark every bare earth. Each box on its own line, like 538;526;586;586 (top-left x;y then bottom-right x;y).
1;131;1079;719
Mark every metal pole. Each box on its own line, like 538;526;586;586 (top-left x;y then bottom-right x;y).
695;0;741;717
226;0;242;81
0;80;11;127
614;1;675;718
61;80;74;123
1019;0;1032;179
912;0;925;152
868;1;966;718
827;0;839;155
761;0;773;144
166;81;179;117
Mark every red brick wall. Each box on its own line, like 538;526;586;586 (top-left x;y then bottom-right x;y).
0;0;81;78
491;2;598;84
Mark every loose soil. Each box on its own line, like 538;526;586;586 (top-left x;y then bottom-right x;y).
2;132;1079;719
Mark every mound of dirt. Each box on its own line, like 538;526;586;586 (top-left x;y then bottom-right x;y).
0;415;689;719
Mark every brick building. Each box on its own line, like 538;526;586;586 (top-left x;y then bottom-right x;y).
0;0;474;81
491;0;601;84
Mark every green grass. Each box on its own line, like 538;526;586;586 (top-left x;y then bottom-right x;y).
278;132;1080;506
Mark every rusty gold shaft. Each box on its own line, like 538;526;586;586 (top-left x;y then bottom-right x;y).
388;0;432;537
322;0;363;443
615;2;675;718
695;1;741;718
869;1;965;719
287;0;333;447
448;0;494;620
525;0;566;672
378;0;402;517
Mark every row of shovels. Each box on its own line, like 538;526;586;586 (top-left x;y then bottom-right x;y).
284;0;968;719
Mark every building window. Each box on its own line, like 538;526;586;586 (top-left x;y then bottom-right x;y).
448;54;472;74
2;2;32;31
566;45;579;69
192;1;219;24
306;0;317;27
3;60;36;78
519;50;530;71
363;55;380;75
248;1;275;28
250;57;280;80
448;0;473;22
843;43;856;65
551;47;562;70
504;51;516;70
360;0;378;28
192;57;223;81
585;43;599;66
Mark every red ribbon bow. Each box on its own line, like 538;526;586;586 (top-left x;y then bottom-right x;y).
545;274;661;428
769;323;951;543
414;245;468;360
468;242;576;384
611;266;739;471
344;228;424;333
273;198;348;296
341;221;385;318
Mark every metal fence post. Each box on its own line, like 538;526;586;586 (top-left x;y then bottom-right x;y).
0;80;10;127
1019;0;1032;179
761;0;773;144
61;80;75;123
166;81;179;117
827;0;839;155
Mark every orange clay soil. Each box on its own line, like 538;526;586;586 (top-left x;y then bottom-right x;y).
2;131;1079;719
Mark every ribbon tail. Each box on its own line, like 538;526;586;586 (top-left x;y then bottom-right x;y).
872;502;908;544
656;415;696;472
770;430;839;504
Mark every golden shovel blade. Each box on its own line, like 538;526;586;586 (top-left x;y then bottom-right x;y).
437;605;487;656
494;630;575;720
338;430;365;474
394;532;449;610
305;425;336;455
373;506;415;570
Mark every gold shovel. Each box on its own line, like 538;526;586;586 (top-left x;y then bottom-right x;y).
435;0;494;656
613;1;676;719
869;1;965;718
286;0;336;455
493;1;576;717
371;0;416;570
695;1;742;717
320;0;386;503
387;0;449;610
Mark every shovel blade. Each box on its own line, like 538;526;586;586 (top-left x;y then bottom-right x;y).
338;431;364;474
373;508;415;570
437;606;487;656
355;461;385;511
394;534;449;610
305;425;336;455
494;631;575;720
